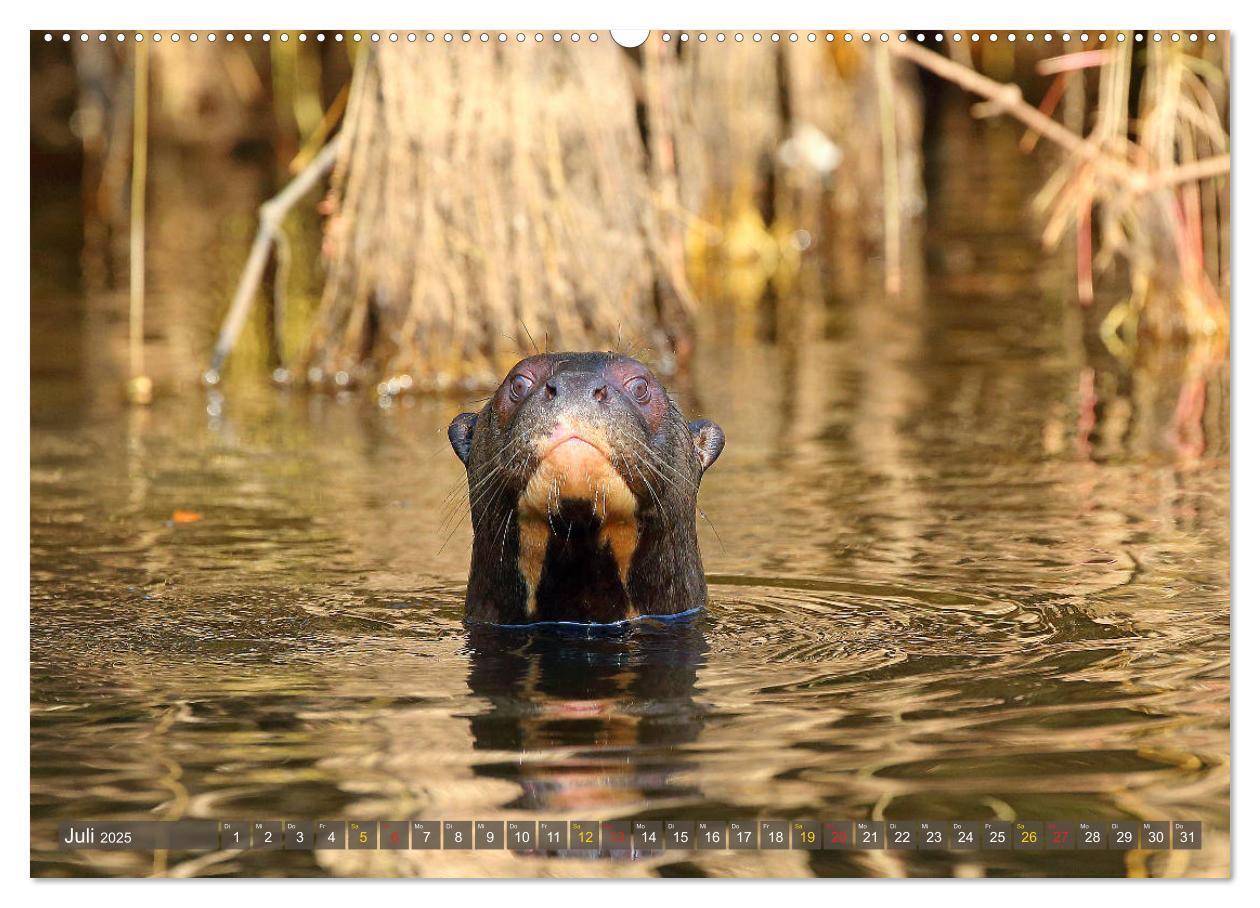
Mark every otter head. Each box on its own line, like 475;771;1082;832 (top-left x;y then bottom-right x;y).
448;352;724;624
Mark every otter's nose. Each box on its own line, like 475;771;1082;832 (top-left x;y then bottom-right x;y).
543;373;609;405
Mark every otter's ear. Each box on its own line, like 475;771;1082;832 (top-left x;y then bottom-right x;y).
447;412;478;466
688;419;725;473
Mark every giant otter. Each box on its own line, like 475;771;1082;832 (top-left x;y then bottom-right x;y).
447;352;724;624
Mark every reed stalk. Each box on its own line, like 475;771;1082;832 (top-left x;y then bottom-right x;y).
127;37;151;405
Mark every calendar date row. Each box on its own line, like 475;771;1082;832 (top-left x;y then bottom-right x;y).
58;819;1203;852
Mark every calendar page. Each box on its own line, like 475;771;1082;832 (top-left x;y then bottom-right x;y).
27;16;1231;886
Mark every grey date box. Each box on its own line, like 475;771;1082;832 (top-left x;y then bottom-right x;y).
409;820;440;849
728;821;758;850
601;820;632;854
283;821;313;850
220;821;249;850
697;820;727;850
823;820;854;850
1141;821;1171;850
443;820;472;850
918;821;949;851
759;820;789;850
569;820;599;852
1045;821;1074;850
1109;821;1139;850
475;821;505;849
538;821;568;849
348;821;377;849
982;821;1012;850
792;820;821;850
633;820;664;852
1013;820;1044;851
887;820;916;850
855;820;885;850
251;821;282;850
380;821;408;849
1077;821;1107;850
950;821;979;851
507;821;537;851
1173;821;1202;850
314;821;345;849
665;820;695;849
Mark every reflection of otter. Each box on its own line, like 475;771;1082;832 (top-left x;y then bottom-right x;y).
448;353;724;624
465;622;709;812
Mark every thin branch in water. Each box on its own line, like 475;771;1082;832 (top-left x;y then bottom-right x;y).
206;134;344;382
127;38;151;405
875;47;902;297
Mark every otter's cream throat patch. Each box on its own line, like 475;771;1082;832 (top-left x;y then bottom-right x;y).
515;426;640;616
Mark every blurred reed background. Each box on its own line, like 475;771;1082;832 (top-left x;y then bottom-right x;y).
30;30;1229;399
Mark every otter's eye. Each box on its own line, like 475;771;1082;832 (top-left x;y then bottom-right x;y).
508;373;534;401
625;376;652;404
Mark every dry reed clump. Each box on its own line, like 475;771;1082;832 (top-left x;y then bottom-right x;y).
1085;36;1229;349
307;42;689;394
895;34;1229;352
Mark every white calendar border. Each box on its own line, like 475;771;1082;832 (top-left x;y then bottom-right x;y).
5;0;1252;903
